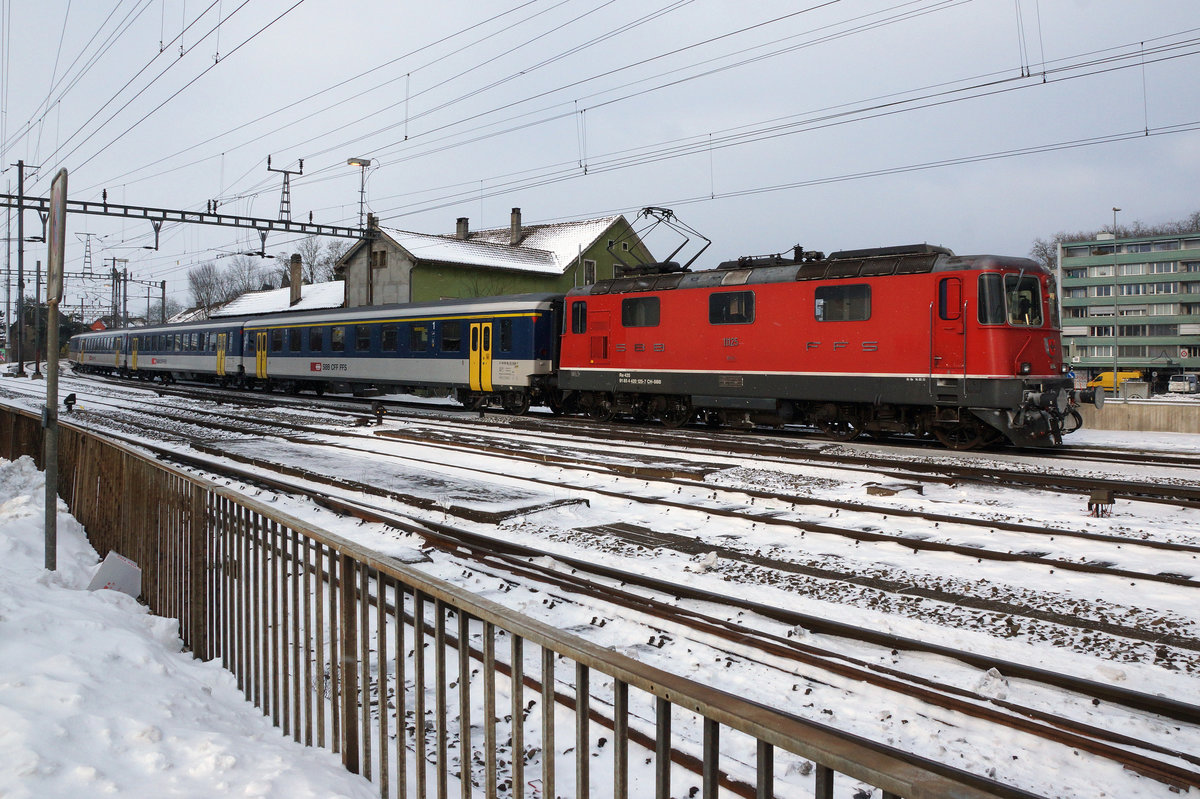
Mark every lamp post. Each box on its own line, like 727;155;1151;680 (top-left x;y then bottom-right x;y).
1111;206;1120;395
347;157;372;229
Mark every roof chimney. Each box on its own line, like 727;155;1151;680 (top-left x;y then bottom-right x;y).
456;217;469;240
289;253;303;306
510;207;522;246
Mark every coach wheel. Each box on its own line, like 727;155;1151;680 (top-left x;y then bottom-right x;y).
503;392;531;416
314;383;326;397
933;420;986;450
660;398;693;429
818;418;862;442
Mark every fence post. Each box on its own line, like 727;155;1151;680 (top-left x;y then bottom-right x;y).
190;484;209;660
339;554;360;774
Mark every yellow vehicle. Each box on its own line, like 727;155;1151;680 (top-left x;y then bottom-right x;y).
1086;370;1143;392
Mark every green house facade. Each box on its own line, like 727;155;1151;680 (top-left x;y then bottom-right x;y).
337;208;654;305
1058;231;1200;384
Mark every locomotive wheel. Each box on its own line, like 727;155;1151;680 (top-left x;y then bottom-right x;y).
659;398;693;429
818;419;861;442
587;397;617;422
503;392;531;415
933;420;986;450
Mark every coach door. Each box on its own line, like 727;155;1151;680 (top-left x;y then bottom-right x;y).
131;337;139;371
931;277;966;377
256;331;269;379
469;322;493;392
216;333;227;376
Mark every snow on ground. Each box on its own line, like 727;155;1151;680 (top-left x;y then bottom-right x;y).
0;455;376;799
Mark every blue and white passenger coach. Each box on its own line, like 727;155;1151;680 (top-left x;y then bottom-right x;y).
240;293;562;410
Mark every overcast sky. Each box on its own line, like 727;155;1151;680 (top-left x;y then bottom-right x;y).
2;0;1198;314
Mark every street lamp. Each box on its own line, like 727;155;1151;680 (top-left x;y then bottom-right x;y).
347;157;372;229
1111;206;1120;395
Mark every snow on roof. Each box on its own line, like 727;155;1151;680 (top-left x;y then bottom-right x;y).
211;280;345;318
378;215;623;276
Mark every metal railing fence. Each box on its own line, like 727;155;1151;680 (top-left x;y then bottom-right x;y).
0;403;1017;799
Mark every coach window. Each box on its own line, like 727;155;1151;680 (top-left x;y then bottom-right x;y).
270;329;284;352
499;319;514;352
288;328;301;352
174;333;182;351
309;326;324;352
441;320;462;352
621;296;660;327
709;291;755;324
814;284;870;321
411;324;429;352
331;326;345;352
381;323;398;351
571;300;587;334
977;274;1006;325
355;324;372;352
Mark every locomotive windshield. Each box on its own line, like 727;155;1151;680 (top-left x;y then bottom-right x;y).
977;273;1042;327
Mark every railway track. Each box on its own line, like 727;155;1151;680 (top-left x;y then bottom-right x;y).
56;417;1200;794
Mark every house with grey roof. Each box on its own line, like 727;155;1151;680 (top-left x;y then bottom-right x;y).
335;208;654;306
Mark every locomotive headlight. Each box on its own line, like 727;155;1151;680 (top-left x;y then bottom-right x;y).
1020;362;1032;375
1060;363;1070;374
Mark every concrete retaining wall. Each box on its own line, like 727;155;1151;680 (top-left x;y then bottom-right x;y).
1078;400;1200;434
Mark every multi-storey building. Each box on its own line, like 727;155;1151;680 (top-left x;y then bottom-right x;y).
1058;230;1200;387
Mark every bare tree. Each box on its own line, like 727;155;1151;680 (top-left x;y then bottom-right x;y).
296;236;324;284
319;239;352;283
148;296;186;325
187;261;228;312
225;255;264;297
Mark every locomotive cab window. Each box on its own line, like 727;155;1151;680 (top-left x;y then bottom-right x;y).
570;301;587;334
709;291;755;325
1006;274;1043;326
814;284;870;321
621;296;660;327
938;278;962;321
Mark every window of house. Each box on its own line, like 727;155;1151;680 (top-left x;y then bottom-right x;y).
441;320;462;351
709;291;755;324
621;297;659;327
331;326;345;352
815;284;870;322
583;259;597;285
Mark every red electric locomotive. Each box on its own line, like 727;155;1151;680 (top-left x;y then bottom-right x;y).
557;244;1098;448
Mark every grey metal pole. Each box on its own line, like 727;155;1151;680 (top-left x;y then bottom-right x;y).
32;260;42;378
1112;207;1120;396
16;160;25;375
